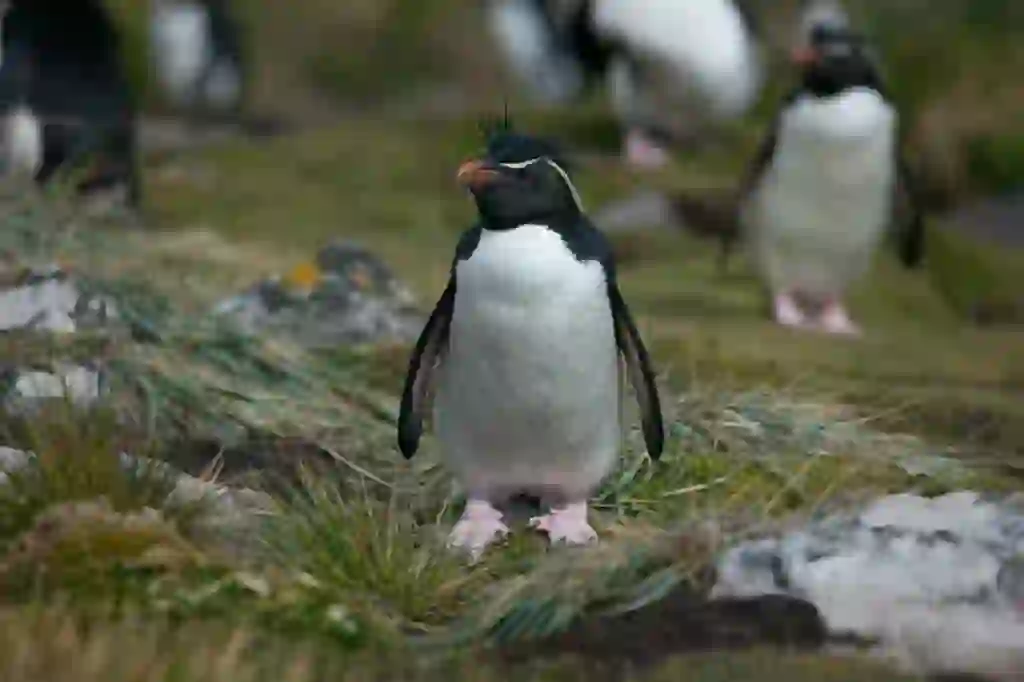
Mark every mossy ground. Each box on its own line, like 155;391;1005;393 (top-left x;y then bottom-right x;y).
0;1;1021;679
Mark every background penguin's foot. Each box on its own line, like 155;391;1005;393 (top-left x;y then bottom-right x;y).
529;501;598;547
446;499;509;562
623;128;671;170
817;300;861;336
773;292;809;329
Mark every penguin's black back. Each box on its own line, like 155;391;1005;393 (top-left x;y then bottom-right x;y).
529;0;615;83
204;0;245;63
0;0;133;120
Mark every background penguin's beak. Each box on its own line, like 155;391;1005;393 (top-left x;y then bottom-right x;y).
790;45;820;66
456;159;500;190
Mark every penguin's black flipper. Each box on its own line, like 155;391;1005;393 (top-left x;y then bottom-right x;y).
739;88;804;198
894;151;926;268
728;90;800;270
397;276;455;460
607;281;664;460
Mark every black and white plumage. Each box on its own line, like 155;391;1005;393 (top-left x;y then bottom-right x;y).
485;0;763;169
794;0;851;47
738;23;925;336
0;0;141;206
149;0;245;119
485;0;614;106
398;126;663;559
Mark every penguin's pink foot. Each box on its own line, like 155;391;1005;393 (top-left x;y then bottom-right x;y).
447;499;509;562
624;129;671;170
818;300;861;336
773;291;808;329
529;501;598;547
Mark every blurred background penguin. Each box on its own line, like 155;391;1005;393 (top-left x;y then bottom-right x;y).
484;0;764;168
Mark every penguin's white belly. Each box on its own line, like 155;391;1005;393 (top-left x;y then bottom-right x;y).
747;89;896;297
435;225;621;499
595;0;761;124
3;106;43;176
150;4;211;104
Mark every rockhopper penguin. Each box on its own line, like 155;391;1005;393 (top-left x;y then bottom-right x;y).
485;0;763;169
738;22;925;335
0;0;142;206
398;124;664;560
149;0;245;120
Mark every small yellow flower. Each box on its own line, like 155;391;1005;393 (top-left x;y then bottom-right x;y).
284;261;322;294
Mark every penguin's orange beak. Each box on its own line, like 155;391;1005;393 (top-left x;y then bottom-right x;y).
790;45;820;67
456;159;500;189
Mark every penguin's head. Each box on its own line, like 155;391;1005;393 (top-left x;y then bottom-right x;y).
795;0;850;45
456;126;583;230
790;24;881;96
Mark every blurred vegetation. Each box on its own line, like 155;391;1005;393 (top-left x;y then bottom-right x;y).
104;0;1022;323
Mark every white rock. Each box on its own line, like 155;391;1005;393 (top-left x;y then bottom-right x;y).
0;266;118;334
10;365;101;405
0;276;80;332
0;446;31;485
713;492;1024;678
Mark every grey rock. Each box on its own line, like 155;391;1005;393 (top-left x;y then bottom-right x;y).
0;445;31;485
939;189;1024;250
4;363;102;413
0;269;79;333
713;491;1024;678
893;453;970;479
0;264;119;334
0;265;120;414
212;241;423;348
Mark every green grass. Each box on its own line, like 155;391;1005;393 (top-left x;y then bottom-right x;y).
138;114;1024;450
0;195;1017;675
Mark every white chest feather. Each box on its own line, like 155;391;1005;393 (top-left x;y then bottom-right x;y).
150;3;211;100
594;0;761;118
456;224;604;306
774;89;896;175
746;89;899;296
434;225;621;497
4;105;43;176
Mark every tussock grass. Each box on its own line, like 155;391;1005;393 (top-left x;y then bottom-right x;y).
0;208;1018;678
0;407;184;555
262;469;490;631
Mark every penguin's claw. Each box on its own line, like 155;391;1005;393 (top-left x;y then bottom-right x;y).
773;292;808;329
818;302;861;336
446;500;509;562
529;503;598;547
624;129;671;170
